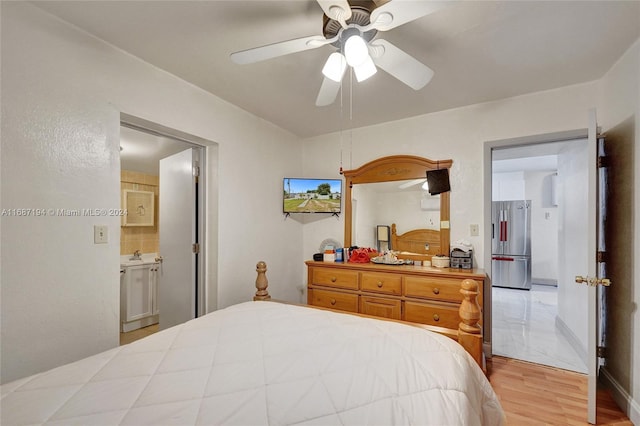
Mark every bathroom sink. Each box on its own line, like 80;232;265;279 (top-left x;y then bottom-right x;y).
120;253;158;267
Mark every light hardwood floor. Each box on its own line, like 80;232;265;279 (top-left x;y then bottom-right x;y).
489;356;631;425
119;324;158;346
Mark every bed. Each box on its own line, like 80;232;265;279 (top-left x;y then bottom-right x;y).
1;262;504;426
390;223;442;262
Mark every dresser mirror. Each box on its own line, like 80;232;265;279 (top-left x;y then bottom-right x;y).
342;155;452;256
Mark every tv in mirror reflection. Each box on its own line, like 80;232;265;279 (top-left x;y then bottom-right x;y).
283;178;342;213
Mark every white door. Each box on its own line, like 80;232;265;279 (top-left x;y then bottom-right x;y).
579;109;610;424
158;148;198;330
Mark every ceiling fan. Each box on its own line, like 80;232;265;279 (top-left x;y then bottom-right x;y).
230;0;445;106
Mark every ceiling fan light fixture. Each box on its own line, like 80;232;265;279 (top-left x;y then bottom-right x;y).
353;55;377;82
322;52;347;82
344;34;370;67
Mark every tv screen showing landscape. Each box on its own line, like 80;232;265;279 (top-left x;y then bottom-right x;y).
283;178;342;213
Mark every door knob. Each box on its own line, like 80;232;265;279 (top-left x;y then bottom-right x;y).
575;275;611;287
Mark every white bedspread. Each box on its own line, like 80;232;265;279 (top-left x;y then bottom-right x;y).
1;302;504;425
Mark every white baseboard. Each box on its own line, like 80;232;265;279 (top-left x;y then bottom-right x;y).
531;277;558;286
555;316;588;367
600;367;640;424
121;314;159;332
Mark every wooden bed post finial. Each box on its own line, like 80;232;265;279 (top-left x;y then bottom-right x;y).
254;261;271;301
459;279;481;334
458;278;483;368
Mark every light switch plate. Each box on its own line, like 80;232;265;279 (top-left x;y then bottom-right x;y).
94;225;108;244
470;224;479;236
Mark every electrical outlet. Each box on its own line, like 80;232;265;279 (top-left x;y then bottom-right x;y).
469;224;479;237
94;225;108;244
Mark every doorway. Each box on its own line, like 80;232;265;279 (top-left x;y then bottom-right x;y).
484;130;590;374
118;118;213;343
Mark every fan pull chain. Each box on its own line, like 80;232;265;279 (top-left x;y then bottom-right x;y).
339;69;344;174
349;68;353;170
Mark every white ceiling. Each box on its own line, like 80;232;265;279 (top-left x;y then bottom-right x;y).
33;1;640;139
120;126;193;175
492;140;580;172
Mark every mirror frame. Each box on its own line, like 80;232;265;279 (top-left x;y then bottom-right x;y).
342;155;452;255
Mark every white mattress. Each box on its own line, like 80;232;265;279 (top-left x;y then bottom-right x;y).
1;302;505;425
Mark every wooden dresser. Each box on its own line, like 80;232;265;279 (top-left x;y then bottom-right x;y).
306;261;485;329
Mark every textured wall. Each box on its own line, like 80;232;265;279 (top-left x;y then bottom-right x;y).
1;2;301;383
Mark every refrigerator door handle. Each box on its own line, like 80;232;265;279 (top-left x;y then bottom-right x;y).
499;221;507;241
492;256;515;261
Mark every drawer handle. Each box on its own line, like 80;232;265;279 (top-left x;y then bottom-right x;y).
330;299;337;305
377;281;383;288
330;277;337;282
433;288;440;295
433;314;440;321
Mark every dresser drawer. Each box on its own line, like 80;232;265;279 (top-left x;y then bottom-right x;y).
361;272;402;295
311;268;359;290
308;288;359;313
360;296;401;320
404;301;459;329
404;276;463;303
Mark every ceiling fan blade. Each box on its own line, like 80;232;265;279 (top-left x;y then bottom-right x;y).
231;35;329;65
369;0;449;31
315;77;341;106
370;39;434;90
316;0;352;24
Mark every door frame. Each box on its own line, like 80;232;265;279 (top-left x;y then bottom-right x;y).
482;128;588;356
120;113;218;316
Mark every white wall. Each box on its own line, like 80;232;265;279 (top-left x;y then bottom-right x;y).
492;171;525;200
0;3;302;383
302;82;599;270
525;171;559;283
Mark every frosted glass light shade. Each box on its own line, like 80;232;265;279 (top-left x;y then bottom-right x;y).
322;52;347;82
344;35;369;67
353;56;377;82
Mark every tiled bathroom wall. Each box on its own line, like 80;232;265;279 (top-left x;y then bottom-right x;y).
121;170;159;255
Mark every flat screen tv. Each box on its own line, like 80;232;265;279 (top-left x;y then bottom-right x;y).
283;178;342;214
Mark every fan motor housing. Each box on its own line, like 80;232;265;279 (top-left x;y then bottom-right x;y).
322;0;381;47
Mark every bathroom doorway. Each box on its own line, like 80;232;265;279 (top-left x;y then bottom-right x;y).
118;121;210;343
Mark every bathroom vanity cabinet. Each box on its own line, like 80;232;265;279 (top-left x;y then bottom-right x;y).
120;262;159;332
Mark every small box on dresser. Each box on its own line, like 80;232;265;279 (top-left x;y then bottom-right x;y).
450;248;473;269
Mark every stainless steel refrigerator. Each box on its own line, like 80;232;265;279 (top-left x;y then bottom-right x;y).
491;200;531;290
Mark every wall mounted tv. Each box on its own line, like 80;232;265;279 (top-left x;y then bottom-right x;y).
283;178;342;214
